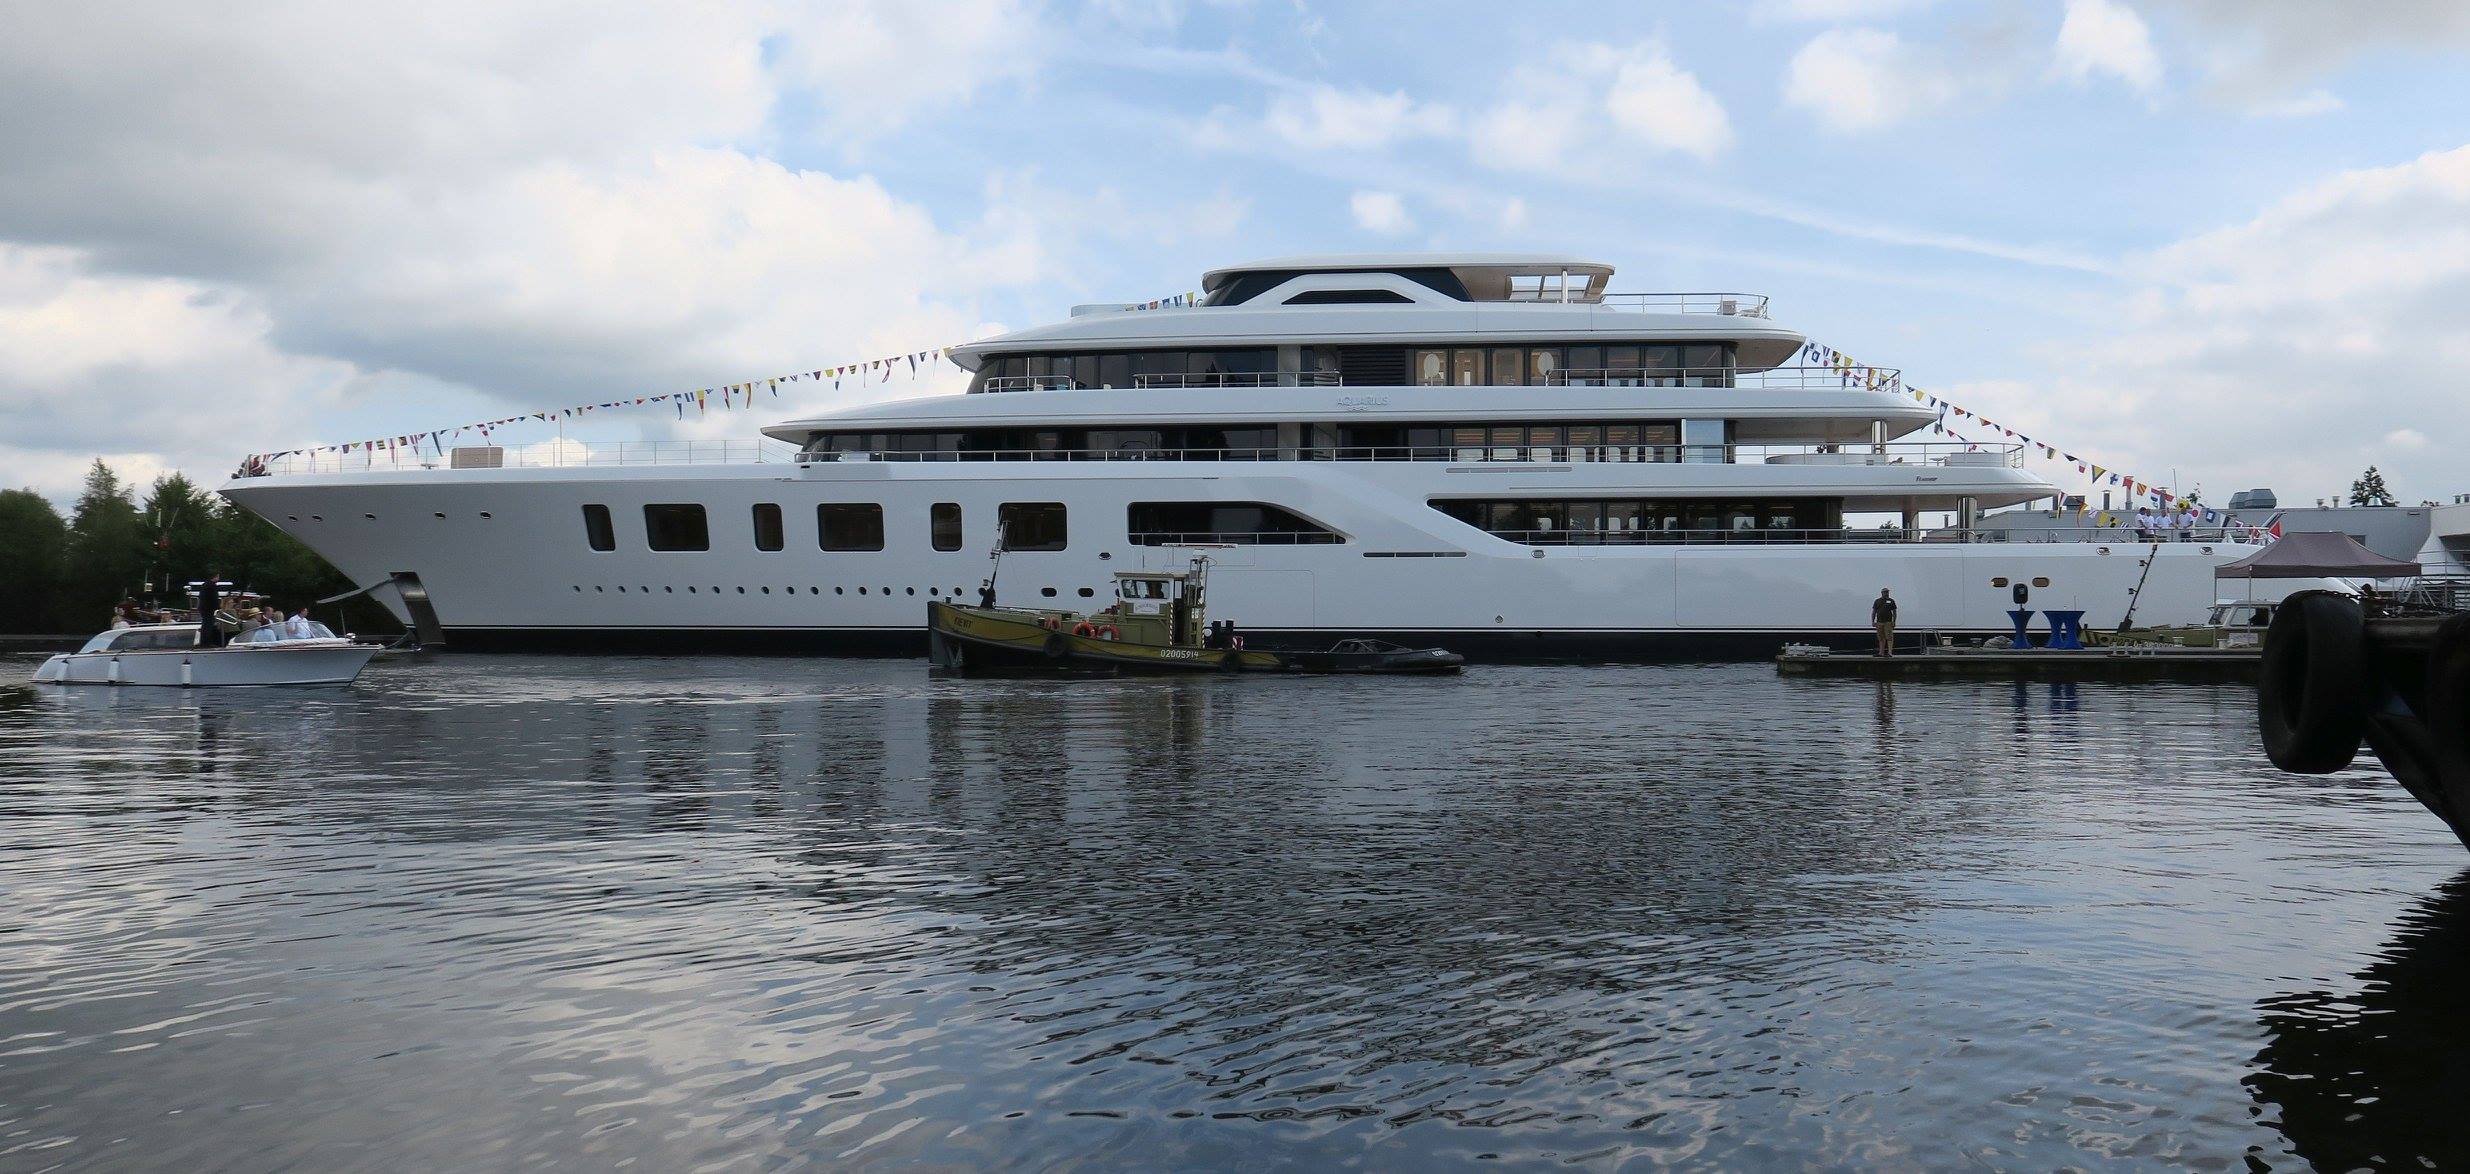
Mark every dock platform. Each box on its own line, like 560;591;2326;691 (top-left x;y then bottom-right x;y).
1777;645;2258;682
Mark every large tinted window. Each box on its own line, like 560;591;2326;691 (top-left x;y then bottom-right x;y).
1127;502;1340;545
582;504;614;552
752;503;784;551
999;502;1067;552
818;504;885;551
643;504;708;552
931;503;963;552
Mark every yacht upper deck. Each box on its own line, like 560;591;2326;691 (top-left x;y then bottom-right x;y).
955;253;1799;373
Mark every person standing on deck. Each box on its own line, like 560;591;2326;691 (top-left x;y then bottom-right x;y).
196;572;227;647
1871;588;1898;657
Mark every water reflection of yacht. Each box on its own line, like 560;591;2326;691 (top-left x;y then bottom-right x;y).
223;254;2276;658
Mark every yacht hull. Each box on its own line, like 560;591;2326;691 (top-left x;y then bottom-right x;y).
221;461;2302;664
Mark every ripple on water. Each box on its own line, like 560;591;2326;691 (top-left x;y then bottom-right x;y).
0;655;2463;1170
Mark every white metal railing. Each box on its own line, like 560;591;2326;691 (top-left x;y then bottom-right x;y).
981;374;1077;392
795;441;2023;468
1539;365;1900;390
248;440;790;476
1135;371;1341;389
1593;293;1771;318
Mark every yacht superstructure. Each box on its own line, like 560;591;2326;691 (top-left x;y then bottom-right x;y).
221;253;2275;659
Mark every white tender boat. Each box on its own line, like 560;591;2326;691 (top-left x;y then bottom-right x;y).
31;624;382;687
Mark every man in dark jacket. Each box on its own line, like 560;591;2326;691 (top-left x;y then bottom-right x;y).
1872;588;1897;657
197;572;227;647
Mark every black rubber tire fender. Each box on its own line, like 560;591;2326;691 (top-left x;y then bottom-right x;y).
1219;650;1243;673
2424;613;2470;780
2257;590;2370;774
1044;632;1070;660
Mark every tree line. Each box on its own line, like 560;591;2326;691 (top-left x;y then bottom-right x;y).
0;460;394;635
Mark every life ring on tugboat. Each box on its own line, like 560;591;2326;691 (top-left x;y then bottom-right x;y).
1094;625;1119;641
1072;621;1097;638
2258;590;2370;773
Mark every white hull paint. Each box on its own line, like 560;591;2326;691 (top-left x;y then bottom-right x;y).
221;460;2289;659
34;642;381;687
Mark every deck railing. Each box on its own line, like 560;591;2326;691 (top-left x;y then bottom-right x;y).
1592;293;1771;317
974;363;1897;393
1477;525;2270;547
248;440;792;476
797;441;2022;468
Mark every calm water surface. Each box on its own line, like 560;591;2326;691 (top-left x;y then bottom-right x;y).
1;656;2465;1171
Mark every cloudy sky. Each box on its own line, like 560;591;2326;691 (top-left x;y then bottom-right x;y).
4;1;2467;508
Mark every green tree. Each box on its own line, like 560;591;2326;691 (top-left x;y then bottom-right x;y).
59;460;149;629
0;488;67;633
140;472;219;600
2349;466;2397;507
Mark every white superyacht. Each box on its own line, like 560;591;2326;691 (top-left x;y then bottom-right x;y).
221;253;2274;659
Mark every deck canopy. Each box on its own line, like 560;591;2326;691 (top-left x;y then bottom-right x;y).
2215;530;2422;579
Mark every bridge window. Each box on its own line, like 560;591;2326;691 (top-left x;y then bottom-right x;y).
999;502;1067;551
582;504;614;552
931;503;963;552
753;503;784;551
643;504;708;552
818;504;885;551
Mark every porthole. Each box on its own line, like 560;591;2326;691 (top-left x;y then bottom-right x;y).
639;586;648;594
688;586;698;593
929;587;939;596
1077;587;1095;598
479;512;493;519
433;512;446;519
1041;587;1057;598
572;585;582;592
881;586;890;595
1991;577;2010;587
761;586;770;594
665;586;674;593
736;586;746;594
287;515;299;521
595;586;605;593
362;513;376;520
2031;577;2050;588
617;586;627;593
905;587;916;595
310;515;324;522
835;587;845;595
808;587;819;595
858;587;868;595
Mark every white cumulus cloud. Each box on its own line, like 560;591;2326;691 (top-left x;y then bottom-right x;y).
1264;85;1457;150
1350;191;1414;235
2053;0;2163;93
1782;29;1960;133
1601;46;1734;158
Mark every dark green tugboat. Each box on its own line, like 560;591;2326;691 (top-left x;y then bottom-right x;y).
926;557;1463;676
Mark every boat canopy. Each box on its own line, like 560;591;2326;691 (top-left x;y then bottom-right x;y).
2214;530;2422;579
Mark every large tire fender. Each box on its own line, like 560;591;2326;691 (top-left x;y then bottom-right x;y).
2258;590;2369;773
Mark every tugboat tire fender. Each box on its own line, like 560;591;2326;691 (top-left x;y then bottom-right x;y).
2258;590;2369;774
1044;632;1070;660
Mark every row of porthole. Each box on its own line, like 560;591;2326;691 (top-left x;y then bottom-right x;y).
570;584;1098;599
